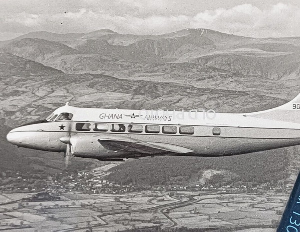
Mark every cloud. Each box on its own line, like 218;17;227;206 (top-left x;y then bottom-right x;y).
1;2;300;40
5;12;40;27
81;0;170;17
190;3;300;37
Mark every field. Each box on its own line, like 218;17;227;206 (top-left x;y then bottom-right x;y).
0;190;287;231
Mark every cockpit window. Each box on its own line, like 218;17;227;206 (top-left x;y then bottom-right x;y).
46;113;54;121
46;114;58;122
56;113;73;121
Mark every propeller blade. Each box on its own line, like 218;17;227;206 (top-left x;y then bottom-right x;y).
64;143;72;168
60;121;73;169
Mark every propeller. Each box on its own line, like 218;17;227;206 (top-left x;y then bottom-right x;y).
60;120;73;168
64;143;72;168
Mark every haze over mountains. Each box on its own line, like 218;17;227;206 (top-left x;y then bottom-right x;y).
1;28;300;186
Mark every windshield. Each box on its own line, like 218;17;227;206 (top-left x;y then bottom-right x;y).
46;113;58;122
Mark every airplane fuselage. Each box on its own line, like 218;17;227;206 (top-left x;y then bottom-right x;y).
6;103;300;160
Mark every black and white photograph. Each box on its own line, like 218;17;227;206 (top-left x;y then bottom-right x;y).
1;0;300;231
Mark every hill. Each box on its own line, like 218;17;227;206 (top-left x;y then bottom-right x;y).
12;31;85;42
0;52;63;76
1;38;79;64
1;28;300;94
106;148;289;186
192;53;300;79
1;71;287;126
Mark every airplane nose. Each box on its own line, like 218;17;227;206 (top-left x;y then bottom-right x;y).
6;130;23;146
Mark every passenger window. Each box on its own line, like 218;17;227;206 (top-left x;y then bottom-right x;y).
111;124;126;132
162;126;177;134
145;125;160;133
94;123;108;132
128;124;143;133
212;127;221;135
179;126;194;135
76;123;91;131
57;113;73;121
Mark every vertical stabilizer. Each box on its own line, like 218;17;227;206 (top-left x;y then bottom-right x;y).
248;94;300;124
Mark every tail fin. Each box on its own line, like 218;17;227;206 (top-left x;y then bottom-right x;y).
247;94;300;123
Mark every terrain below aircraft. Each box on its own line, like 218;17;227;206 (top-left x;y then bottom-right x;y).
6;94;300;165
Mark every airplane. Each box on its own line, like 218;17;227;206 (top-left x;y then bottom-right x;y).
6;93;300;166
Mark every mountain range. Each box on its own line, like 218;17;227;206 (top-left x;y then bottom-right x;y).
1;28;300;186
1;28;300;82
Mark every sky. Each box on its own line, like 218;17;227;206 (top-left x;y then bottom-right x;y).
1;0;300;40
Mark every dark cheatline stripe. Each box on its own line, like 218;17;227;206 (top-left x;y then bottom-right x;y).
277;172;300;232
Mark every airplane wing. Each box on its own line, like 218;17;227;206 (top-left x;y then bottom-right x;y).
98;136;193;155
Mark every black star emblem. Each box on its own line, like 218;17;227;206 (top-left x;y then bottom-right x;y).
59;124;65;130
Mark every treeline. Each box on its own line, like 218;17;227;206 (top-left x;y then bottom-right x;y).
106;148;289;187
